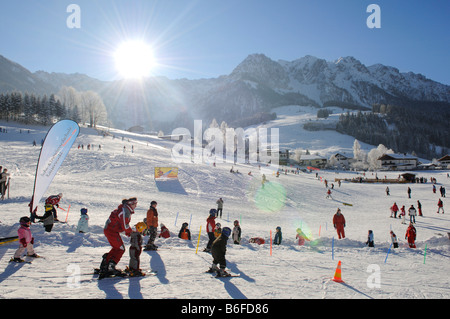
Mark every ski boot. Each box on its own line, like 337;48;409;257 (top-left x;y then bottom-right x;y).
216;268;230;277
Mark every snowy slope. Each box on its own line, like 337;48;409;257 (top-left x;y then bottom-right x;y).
0;110;449;301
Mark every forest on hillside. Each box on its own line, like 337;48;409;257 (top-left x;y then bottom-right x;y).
336;103;450;160
0;87;107;128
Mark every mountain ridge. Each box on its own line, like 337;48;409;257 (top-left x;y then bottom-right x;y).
1;53;449;130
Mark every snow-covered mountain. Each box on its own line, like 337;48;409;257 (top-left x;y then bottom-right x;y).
1;53;449;130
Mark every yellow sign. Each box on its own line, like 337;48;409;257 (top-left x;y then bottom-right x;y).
154;167;178;179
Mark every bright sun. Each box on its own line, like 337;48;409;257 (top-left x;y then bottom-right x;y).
114;40;156;79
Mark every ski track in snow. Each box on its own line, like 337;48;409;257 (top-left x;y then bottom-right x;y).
0;107;449;300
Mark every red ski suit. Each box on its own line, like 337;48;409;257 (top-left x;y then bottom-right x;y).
333;212;346;239
104;204;134;264
405;225;416;248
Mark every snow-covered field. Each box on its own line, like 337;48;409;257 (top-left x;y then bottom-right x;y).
0;106;449;303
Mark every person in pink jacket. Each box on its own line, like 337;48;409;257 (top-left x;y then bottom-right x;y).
12;216;38;262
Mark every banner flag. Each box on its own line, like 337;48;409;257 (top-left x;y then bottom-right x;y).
154;167;178;180
29;120;80;213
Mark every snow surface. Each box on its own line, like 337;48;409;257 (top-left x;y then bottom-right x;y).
0;107;449;301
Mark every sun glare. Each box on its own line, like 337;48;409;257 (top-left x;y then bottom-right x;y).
114;40;156;79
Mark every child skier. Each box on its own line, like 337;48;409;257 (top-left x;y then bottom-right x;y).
126;222;147;277
207;227;232;277
204;209;216;252
296;227;310;246
76;208;89;233
214;223;222;238
159;223;170;239
400;205;406;224
273;226;282;245
232;220;241;244
366;230;374;247
390;230;399;248
145;200;158;251
405;223;417;248
45;193;63;221
11;216;39;262
178;222;191;240
35;203;55;232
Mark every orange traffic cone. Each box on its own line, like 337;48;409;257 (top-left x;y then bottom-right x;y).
332;260;344;283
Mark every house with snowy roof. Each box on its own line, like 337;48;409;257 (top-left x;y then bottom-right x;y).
377;153;418;171
437;155;450;168
297;154;327;168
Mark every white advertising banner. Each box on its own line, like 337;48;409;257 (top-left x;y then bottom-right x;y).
30;120;79;212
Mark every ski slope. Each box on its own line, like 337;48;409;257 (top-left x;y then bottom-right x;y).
0;107;449;301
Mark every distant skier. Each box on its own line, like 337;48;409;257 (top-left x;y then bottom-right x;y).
333;208;346;239
400;205;407;224
437;199;444;214
405;223;417;248
408;205;417;224
390;202;399;218
204;209;217;252
216;198;224;218
99;197;137;278
386;186;390;196
407;187;411;199
326;189;333;199
417;200;423;217
207;227;232;277
366;230;374;247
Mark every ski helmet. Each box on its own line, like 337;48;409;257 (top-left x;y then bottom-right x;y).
80;208;88;215
209;209;217;216
182;222;188;228
45;203;53;212
20;216;31;227
135;222;147;233
234;220;239;226
222;227;231;238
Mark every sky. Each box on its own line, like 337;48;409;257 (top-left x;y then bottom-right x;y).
0;0;449;84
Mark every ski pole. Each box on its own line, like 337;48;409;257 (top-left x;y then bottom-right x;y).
64;204;71;223
195;226;202;254
384;243;393;263
174;212;179;226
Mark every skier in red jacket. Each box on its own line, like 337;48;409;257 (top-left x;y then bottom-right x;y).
405;223;416;248
333;208;346;239
99;197;137;278
203;209;216;252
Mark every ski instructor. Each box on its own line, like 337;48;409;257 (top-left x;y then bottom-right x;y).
99;197;137;278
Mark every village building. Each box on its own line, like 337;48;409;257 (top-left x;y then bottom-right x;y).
377;153;418;171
